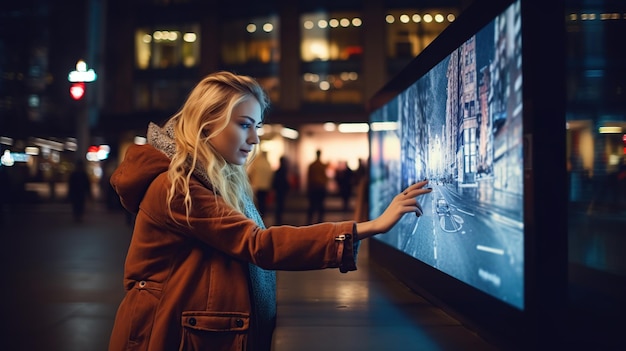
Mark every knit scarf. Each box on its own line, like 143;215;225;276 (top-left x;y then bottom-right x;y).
147;118;277;350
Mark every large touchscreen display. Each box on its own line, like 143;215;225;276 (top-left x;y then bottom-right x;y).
369;1;524;309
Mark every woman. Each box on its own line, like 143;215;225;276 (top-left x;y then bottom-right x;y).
108;71;431;351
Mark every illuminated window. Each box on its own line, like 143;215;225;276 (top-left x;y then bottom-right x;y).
385;9;457;59
302;72;362;104
221;15;280;65
135;24;200;69
300;11;363;104
301;11;363;62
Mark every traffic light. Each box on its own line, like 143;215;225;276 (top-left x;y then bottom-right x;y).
70;82;86;100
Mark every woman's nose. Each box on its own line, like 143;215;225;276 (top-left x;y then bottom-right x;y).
248;129;260;145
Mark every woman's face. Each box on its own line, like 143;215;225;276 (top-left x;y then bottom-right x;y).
209;98;263;165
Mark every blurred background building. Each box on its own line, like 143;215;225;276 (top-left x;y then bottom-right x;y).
0;0;472;194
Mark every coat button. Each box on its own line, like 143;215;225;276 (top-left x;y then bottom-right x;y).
235;318;244;327
189;317;196;326
138;281;146;288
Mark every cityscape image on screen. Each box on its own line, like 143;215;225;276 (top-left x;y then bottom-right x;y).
369;1;523;309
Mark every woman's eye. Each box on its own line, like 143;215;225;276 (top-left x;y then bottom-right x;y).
240;123;252;129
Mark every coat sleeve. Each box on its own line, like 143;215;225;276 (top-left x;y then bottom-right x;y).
144;177;360;272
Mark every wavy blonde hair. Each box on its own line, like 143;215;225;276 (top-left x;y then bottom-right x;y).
166;71;269;222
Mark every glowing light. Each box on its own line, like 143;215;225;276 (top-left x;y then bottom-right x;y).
25;147;39;155
0;137;13;146
86;145;111;161
68;60;97;83
338;123;369;133
370;121;398;131
599;126;622;134
323;122;336;132
1;150;14;166
183;32;197;42
65;139;77;151
32;137;64;151
280;128;299;140
70;82;86;100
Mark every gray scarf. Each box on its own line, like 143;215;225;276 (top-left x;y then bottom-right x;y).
148;118;277;350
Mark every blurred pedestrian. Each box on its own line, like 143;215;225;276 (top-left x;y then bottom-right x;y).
306;149;329;223
354;161;370;222
272;156;290;224
67;160;91;222
335;160;354;212
248;150;273;216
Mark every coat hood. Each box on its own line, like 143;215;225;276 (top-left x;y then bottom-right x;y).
111;119;178;213
110;144;170;213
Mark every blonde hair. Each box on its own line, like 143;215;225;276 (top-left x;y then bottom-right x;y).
166;71;270;223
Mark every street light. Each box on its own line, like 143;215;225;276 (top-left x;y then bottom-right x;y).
68;60;97;161
68;60;97;100
68;60;97;83
69;82;86;100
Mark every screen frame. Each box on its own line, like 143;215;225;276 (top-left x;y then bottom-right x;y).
367;0;567;348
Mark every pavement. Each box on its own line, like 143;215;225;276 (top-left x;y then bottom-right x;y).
2;185;625;350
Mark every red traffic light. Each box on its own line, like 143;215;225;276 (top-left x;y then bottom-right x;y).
70;82;86;100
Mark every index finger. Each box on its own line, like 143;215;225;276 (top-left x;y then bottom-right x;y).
403;180;432;195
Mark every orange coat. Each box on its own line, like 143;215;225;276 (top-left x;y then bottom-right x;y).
109;144;357;351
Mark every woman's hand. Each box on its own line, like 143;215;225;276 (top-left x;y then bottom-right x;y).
355;180;432;240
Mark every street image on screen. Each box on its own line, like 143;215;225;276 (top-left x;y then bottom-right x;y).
369;1;523;309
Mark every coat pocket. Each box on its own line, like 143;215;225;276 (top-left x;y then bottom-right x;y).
110;280;163;351
179;311;250;351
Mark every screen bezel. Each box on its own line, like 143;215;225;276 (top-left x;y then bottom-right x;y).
367;0;567;348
